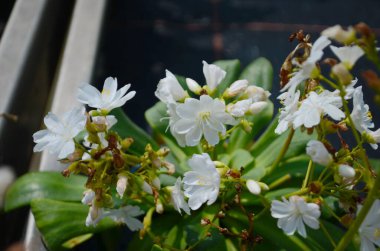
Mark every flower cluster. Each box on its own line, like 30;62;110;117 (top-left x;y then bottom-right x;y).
27;23;380;251
156;61;270;147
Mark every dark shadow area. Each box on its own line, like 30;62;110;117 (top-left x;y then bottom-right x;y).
93;0;380;157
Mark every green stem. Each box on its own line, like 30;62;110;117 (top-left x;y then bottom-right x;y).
267;128;295;175
302;160;314;189
335;173;380;251
268;174;291;189
320;221;337;248
284;187;309;198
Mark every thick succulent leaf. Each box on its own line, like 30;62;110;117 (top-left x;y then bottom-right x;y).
213;59;241;95
243;129;316;181
111;108;158;154
239;57;273;91
4;172;86;212
31;199;117;250
229;149;254;169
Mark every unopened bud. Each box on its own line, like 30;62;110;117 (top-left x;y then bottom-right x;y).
338;164;356;179
246;179;261;195
249;101;267;115
201;218;211;226
157;147;170;157
116;175;128;198
162;161;176;174
245;85;271;102
82;189;95;205
121;138;134;150
186;78;202;94
142;181;153;194
152;177;161;190
156;199;164;214
223;80;248;98
240;119;252;133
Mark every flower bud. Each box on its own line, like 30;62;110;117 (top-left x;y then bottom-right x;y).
116;175;128;198
227;99;252;117
162;161;176;174
249;101;267;115
121;138;134;150
321;25;356;44
223;80;248;98
152;177;161;190
240;119;252;133
81;189;95;205
186;78;202;95
156;199;164;214
246;180;261;195
306;140;333;166
245;86;271;102
332;63;353;85
338;164;355;179
142;181;153;194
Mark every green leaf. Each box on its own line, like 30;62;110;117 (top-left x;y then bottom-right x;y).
227;101;274;152
5;172;86;212
111;108;158;154
244;129;315;180
151;244;164;251
229;149;254;169
240;57;273;91
31;199;117;250
249;114;279;156
213;59;241;95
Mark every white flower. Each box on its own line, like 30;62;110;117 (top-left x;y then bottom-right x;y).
170;177;191;215
338;164;356;179
0;166;15;208
275;91;300;134
116;175;128;198
33;107;86;159
281;36;331;95
330;45;364;69
271;196;320;238
321;25;356;44
172;95;236;146
245;85;271;102
224;80;248;98
77;77;136;112
183;153;220;210
293;91;345;129
227;99;252;117
202;60;226;92
306;140;333;166
351;86;380;149
358;200;380;251
155;70;187;104
104;205;144;231
166;103;187;147
81;189;95;205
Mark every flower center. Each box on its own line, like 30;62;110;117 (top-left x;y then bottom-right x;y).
374;228;380;240
198;111;211;121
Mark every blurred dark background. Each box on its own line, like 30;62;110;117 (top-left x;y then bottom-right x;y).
1;0;380;250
